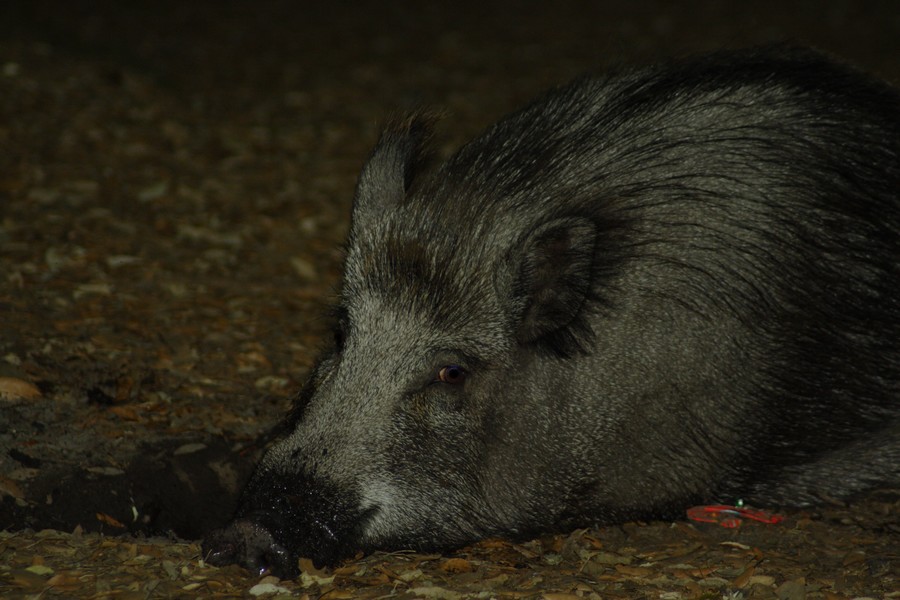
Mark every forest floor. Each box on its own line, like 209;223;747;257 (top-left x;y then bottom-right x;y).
1;1;898;598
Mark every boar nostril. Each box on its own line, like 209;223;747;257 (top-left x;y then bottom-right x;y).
255;544;294;578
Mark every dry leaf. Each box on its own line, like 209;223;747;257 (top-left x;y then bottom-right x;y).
0;475;25;499
298;557;331;577
614;563;654;577
775;577;807;600
299;557;335;587
408;586;462;600
9;569;46;590
108;405;142;421
45;572;83;591
440;558;473;574
0;377;41;401
732;563;756;588
319;590;356;599
26;564;54;576
249;582;292;596
96;512;126;528
477;538;512;550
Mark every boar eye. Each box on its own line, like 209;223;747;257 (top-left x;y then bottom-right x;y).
436;365;466;385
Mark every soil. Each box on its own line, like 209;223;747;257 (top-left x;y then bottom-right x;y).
0;1;898;598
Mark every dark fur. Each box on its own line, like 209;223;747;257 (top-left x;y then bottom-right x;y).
205;47;900;578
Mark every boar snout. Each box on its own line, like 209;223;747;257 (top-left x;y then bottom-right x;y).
203;468;368;577
203;516;296;578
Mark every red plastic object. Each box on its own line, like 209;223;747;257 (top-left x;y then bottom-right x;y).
686;504;784;528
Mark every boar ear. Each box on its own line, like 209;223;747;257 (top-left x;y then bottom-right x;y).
511;217;597;356
352;114;435;226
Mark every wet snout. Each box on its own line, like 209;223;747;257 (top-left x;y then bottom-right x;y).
203;515;298;578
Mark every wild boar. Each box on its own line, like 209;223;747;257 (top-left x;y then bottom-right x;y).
204;46;900;578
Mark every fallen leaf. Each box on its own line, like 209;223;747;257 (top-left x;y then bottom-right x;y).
398;568;423;582
249;582;292;596
720;541;753;551
0;377;41;402
86;466;125;476
0;475;24;499
108;405;142;421
732;563;756;588
440;558;472;573
670;566;717;578
483;574;509;587
10;570;45;590
775;577;807;600
299;557;331;577
408;586;461;600
298;558;335;587
590;552;632;565
73;282;113;299
320;590;356;599
45;572;83;591
174;442;207;455
138;180;169;202
615;564;654;577
300;571;335;587
290;256;318;280
96;512;126;528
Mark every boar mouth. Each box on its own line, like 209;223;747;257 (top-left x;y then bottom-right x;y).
203;514;296;578
202;473;375;578
203;508;376;578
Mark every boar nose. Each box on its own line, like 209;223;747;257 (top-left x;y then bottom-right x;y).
203;517;298;578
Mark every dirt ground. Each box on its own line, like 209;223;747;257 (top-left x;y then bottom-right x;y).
1;1;898;598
